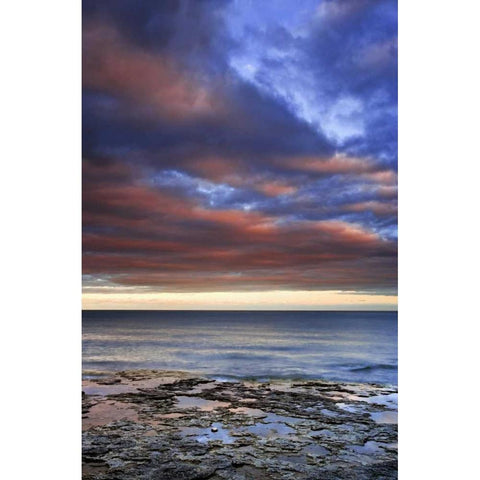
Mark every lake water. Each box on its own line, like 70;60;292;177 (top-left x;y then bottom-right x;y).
83;310;397;386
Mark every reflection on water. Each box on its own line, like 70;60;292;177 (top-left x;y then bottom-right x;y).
83;311;397;385
180;422;234;444
229;406;267;417
337;403;363;414
175;396;230;411
304;444;329;456
82;383;137;396
247;421;296;438
364;393;398;408
245;412;303;438
364;392;397;424
82;401;138;430
370;410;398;424
350;440;386;455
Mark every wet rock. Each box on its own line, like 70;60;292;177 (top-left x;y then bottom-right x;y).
82;370;397;479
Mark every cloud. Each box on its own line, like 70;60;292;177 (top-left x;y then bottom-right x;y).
226;0;397;162
82;1;397;300
83;21;225;121
83;158;396;293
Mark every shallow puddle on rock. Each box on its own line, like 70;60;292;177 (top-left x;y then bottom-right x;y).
247;422;295;438
337;403;364;414
370;410;398;424
364;393;397;424
245;413;301;438
303;443;329;456
264;413;303;425
310;428;335;438
364;393;398;408
82;400;139;429
230;406;268;417
180;422;234;444
325;389;367;402
350;440;385;455
320;408;338;417
381;442;398;451
175;396;230;411
82;383;138;396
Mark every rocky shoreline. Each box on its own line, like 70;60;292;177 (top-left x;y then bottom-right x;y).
82;370;397;479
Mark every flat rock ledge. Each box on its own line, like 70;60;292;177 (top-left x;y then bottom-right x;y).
82;369;397;480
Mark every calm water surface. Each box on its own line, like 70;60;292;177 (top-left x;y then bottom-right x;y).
83;311;397;386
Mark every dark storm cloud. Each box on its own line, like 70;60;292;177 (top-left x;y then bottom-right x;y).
83;0;183;50
82;0;397;294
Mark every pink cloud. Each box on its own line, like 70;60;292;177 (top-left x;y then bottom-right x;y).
83;21;225;121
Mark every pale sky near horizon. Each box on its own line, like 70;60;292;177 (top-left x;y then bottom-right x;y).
83;290;397;310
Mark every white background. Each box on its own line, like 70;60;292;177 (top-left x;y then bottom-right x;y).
1;1;479;477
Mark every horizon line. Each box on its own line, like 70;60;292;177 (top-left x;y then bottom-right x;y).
82;308;398;313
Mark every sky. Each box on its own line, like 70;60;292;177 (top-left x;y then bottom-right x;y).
82;0;397;310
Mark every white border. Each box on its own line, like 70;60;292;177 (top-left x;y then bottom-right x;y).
399;0;479;477
3;0;479;478
2;1;81;477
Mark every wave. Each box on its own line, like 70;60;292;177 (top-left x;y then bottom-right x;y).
348;363;397;372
